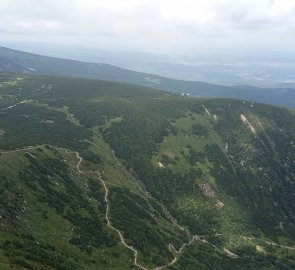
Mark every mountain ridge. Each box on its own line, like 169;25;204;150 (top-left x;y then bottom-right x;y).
0;46;294;108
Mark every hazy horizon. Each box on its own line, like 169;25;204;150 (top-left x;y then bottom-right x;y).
1;0;295;87
0;0;295;53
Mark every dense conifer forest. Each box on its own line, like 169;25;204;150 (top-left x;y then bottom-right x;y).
0;72;294;269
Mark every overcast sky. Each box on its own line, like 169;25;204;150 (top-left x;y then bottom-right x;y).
1;0;295;53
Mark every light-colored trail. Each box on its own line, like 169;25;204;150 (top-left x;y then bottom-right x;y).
74;152;200;270
1;145;294;269
75;152;149;269
107;145;187;235
210;234;295;251
99;174;148;270
259;240;295;250
202;105;211;116
0;100;30;110
0;145;40;154
75;152;83;174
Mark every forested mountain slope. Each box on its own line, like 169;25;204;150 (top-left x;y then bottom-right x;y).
1;46;295;108
0;72;294;270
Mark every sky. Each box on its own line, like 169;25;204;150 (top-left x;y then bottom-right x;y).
0;0;295;53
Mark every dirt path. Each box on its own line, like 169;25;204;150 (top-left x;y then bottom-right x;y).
74;152;201;270
240;114;256;134
202;105;211;116
106;145;188;235
76;152;295;270
212;234;295;251
1;145;294;269
75;152;83;174
1;100;30;110
99;175;149;270
260;240;295;250
75;152;149;269
0;145;42;154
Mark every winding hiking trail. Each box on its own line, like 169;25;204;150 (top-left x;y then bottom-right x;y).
1;145;294;269
74;151;201;270
75;152;83;174
75;152;150;269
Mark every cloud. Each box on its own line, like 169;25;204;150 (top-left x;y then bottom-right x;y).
0;0;294;51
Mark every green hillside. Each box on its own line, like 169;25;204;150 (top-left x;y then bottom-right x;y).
0;72;294;270
1;46;295;108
